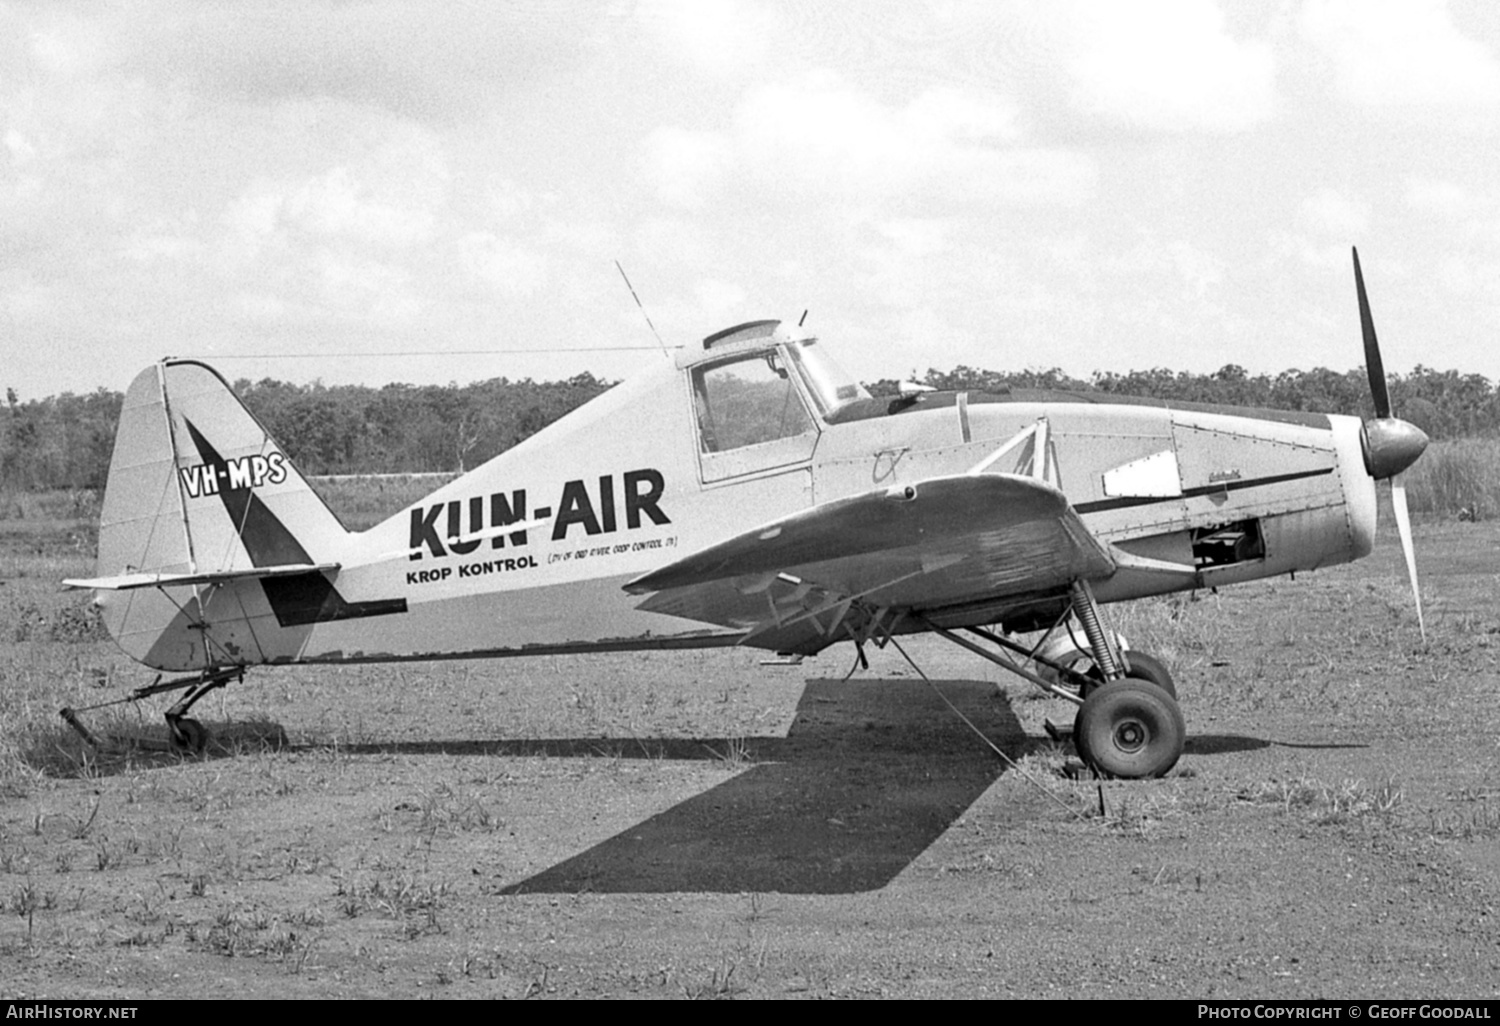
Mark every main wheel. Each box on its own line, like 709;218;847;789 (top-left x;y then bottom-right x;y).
1073;679;1185;779
170;717;209;755
1121;651;1176;698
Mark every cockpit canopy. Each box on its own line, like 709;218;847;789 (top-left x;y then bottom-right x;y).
685;319;870;433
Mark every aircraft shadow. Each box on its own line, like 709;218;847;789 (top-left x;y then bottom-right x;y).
1185;734;1370;755
327;736;784;761
1184;733;1272;756
499;677;1026;896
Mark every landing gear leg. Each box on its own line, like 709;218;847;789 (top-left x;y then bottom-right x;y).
1069;580;1123;683
1067;581;1185;778
914;587;1187;779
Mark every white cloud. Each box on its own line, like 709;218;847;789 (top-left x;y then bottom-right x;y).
735;73;1020;183
644;126;730;209
314;251;421;322
1051;0;1276;132
4;129;37;165
484;177;539;223
1108;235;1226;296
1430;252;1500;298
26;14;113;78
1165;240;1225;297
217;124;450;258
1268;229;1353;274
1405;178;1472;219
222;188;282;242
876;218;951;259
694;277;747;313
1301;0;1500;108
231;290;287;324
1299;188;1371;237
287;166;437;249
858;219;961;308
636;0;780;73
632;217;716;269
645;72;1090;210
120;232;203;264
455;232;549;295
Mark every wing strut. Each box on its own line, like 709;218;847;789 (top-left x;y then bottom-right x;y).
966;418;1052;478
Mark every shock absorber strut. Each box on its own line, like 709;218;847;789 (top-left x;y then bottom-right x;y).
1070;579;1122;681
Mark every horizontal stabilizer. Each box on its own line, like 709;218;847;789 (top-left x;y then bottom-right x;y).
65;562;340;592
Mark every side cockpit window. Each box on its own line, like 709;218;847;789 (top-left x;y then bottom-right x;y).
693;351;815;454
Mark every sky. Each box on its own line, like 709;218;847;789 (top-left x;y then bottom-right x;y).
3;0;1499;400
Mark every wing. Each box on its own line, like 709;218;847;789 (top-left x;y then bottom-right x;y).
625;474;1114;654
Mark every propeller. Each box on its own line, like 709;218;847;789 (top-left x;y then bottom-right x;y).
1353;247;1428;641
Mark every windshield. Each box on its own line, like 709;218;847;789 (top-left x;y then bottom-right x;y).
785;337;870;419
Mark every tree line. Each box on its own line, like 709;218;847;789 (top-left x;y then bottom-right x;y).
0;374;612;492
3;363;1497;492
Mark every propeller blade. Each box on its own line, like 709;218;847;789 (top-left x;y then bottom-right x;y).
1353;247;1392;419
1390;476;1425;642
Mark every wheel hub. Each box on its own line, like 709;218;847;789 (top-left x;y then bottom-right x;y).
1113;718;1147;753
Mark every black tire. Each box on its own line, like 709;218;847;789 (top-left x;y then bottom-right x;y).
1121;651;1176;698
170;717;209;755
1073;679;1185;779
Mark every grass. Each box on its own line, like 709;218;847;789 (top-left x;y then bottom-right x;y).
706;736;753;767
1402;437;1500;519
1423;788;1500;839
0;490;100;524
1235;776;1404;824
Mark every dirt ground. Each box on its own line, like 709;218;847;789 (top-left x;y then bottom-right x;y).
2;517;1498;999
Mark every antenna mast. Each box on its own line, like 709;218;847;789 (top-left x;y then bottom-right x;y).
615;261;671;358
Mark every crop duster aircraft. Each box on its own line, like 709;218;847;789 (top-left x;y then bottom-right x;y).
64;249;1428;778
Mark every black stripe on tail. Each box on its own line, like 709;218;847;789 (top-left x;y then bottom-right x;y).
183;420;406;628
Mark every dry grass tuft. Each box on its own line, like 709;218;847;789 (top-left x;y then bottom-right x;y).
1424;789;1500;839
1235;775;1403;824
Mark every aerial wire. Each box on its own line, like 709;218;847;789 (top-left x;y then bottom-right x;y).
205;345;673;360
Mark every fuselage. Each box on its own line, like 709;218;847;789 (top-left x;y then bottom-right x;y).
98;321;1378;670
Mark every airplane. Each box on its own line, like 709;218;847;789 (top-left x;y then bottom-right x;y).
62;248;1428;779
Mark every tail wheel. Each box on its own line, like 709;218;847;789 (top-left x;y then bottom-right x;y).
170;717;209;755
1073;679;1184;779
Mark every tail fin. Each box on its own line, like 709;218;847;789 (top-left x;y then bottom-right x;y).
97;360;347;579
76;360;354;669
